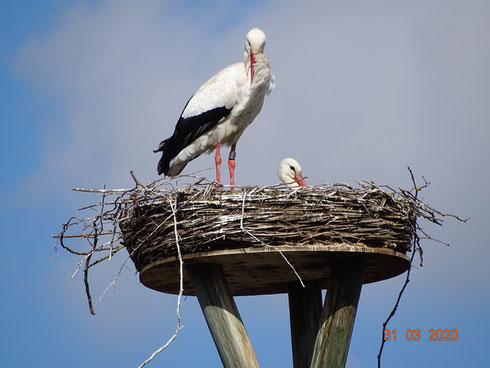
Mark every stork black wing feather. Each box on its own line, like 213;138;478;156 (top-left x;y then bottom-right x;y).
155;105;231;176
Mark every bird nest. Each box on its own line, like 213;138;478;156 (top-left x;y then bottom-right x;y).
121;183;418;272
55;172;464;312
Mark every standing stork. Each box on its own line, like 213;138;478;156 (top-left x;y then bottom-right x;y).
277;158;307;188
154;28;274;190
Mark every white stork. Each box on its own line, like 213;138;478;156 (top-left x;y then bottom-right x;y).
154;28;274;189
277;158;307;188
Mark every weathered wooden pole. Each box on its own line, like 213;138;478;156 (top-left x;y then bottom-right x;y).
187;263;260;368
310;258;366;368
288;281;323;368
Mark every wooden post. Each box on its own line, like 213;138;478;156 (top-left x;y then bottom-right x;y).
310;258;366;368
288;281;323;368
187;263;260;368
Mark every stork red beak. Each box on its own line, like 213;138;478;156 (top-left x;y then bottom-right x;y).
294;174;307;187
250;52;255;82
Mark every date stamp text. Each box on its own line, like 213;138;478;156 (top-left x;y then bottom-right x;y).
383;329;458;341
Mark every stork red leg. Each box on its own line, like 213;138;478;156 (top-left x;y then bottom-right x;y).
228;144;236;191
215;142;222;187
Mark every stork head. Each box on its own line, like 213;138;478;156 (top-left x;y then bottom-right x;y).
245;28;266;55
277;158;307;188
244;28;266;83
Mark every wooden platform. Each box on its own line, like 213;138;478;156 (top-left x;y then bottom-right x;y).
140;244;409;296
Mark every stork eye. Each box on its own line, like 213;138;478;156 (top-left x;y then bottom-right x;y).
289;165;296;172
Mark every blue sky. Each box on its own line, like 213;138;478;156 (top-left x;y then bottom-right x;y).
1;1;489;367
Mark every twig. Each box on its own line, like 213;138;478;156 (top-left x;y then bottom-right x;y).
93;251;131;307
53;231;115;239
138;195;184;368
84;251;96;315
71;252;94;280
376;167;424;367
73;188;130;193
130;170;148;189
88;246;125;268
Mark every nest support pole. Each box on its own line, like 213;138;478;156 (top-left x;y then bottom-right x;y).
288;281;323;368
310;257;366;368
187;263;259;368
187;257;365;368
139;246;407;367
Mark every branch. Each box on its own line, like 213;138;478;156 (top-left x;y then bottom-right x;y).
138;195;184;367
376;167;425;367
130;170;148;189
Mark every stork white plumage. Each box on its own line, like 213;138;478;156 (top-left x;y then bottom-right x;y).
277;158;307;188
154;28;274;190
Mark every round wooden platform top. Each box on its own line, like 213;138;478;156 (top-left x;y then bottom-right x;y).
139;244;410;296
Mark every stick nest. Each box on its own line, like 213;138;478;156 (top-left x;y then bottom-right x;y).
55;172;465;314
121;183;418;272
